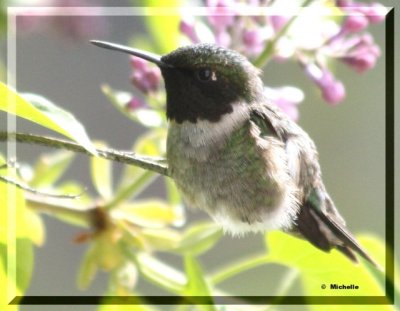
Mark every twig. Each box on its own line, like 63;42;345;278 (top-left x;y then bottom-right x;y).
0;132;169;177
0;175;83;199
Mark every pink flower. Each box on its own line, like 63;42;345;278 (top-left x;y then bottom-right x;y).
321;79;346;104
365;3;387;24
130;56;148;71
336;0;387;24
264;86;304;121
305;64;346;105
342;14;369;33
126;97;146;111
269;15;290;33
130;56;161;94
215;30;231;47
242;28;267;55
341;34;381;73
206;0;236;32
180;17;200;43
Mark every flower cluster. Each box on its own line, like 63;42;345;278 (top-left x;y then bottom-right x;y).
300;0;385;105
171;0;386;118
130;56;161;95
124;56;163;114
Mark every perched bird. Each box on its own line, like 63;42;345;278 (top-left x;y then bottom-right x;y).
91;40;376;266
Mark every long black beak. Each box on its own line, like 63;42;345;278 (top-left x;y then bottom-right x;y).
90;40;170;68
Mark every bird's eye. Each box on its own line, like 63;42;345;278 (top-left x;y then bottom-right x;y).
196;68;215;82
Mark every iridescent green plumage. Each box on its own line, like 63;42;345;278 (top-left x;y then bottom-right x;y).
167;106;298;231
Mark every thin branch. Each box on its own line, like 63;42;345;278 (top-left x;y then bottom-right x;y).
0;132;169;177
0;175;83;199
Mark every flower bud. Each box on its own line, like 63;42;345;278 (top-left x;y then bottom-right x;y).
305;64;346;104
126;97;146;111
242;28;266;55
206;0;236;32
179;17;200;43
342;14;369;33
264;86;304;121
366;3;387;24
130;57;161;94
321;79;346;104
269;15;290;33
215;30;231;47
342;52;378;73
130;56;147;71
341;34;380;73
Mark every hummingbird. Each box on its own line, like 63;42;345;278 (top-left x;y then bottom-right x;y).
91;40;376;266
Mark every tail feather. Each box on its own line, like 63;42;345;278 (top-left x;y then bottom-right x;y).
295;188;379;268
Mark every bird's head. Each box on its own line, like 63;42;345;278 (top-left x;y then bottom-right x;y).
91;41;263;123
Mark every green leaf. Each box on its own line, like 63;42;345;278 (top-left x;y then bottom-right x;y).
1;226;34;295
176;222;223;256
140;228;181;251
141;0;182;54
0;239;34;311
57;181;91;204
357;235;400;308
26;182;89;229
0;185;8;245
0;167;43;244
164;178;185;228
107;170;156;210
134;129;166;156
23;209;45;246
78;230;125;290
0;243;7;298
30;150;75;188
0;83;97;155
116;200;183;229
183;256;216;310
135;252;185;293
184;255;213;299
112;262;138;294
4;175;26;239
1;239;33;307
265;231;393;309
101;84;165;128
77;243;99;290
97;233;125;272
90;141;113;199
165;177;182;206
16;238;33;293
